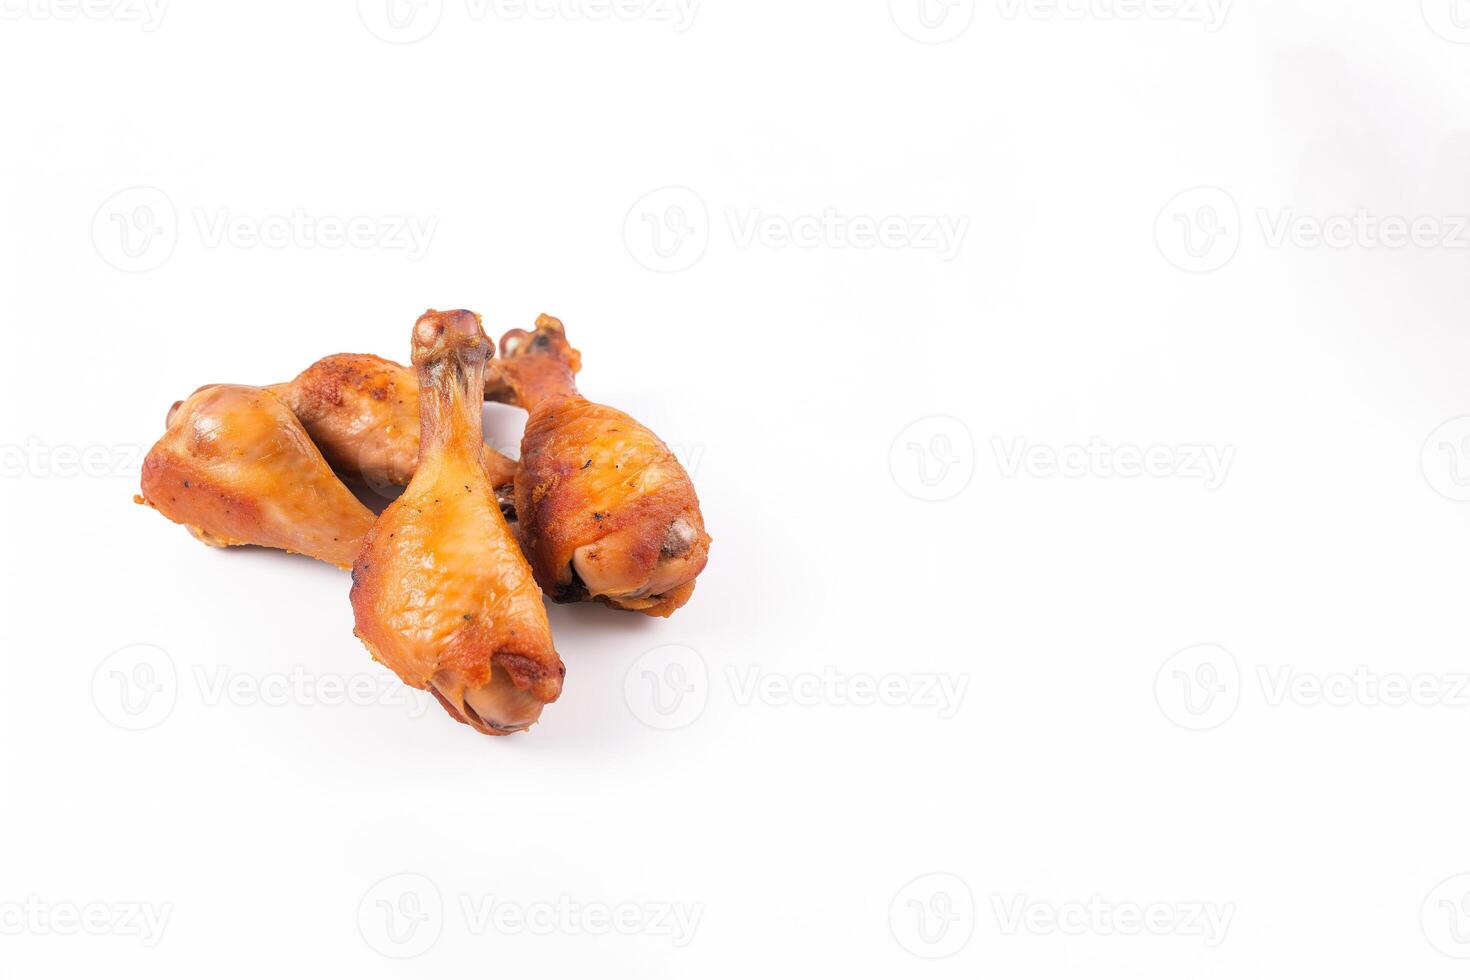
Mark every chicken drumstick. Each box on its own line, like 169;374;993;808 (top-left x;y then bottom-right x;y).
485;315;711;617
351;310;564;735
138;384;377;568
266;353;519;496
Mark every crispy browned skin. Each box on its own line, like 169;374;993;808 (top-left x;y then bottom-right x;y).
137;384;376;568
350;310;564;736
485;314;711;617
264;353;519;494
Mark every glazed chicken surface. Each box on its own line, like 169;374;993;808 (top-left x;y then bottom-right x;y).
350;310;564;736
138;384;376;568
484;315;711;617
267;353;519;496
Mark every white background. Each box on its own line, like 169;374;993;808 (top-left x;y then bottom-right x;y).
3;0;1470;976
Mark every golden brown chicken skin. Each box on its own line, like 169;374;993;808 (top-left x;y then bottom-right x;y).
485;315;710;617
350;310;564;736
265;353;519;496
138;384;376;568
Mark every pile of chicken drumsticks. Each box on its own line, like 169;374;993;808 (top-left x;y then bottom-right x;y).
135;310;711;736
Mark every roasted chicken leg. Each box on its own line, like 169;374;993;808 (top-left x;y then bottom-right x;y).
265;353;518;496
350;310;564;735
485;315;710;617
138;384;377;568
